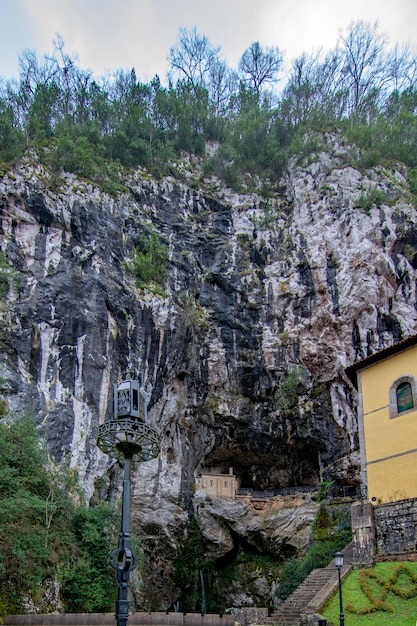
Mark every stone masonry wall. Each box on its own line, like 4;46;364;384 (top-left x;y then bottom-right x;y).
374;498;417;556
352;497;417;564
4;614;235;626
351;500;375;567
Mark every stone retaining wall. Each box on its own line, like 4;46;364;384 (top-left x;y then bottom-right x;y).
351;497;417;565
374;498;417;556
4;614;235;626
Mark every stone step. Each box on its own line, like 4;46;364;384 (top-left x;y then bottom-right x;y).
267;541;354;625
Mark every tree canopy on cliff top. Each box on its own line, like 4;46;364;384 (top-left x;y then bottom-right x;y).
1;22;417;187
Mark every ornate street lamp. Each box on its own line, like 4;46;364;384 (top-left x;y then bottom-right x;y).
97;380;160;626
334;551;345;626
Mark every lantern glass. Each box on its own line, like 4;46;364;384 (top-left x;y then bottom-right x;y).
115;380;141;419
334;551;344;568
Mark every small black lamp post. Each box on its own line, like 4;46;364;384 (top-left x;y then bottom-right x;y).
97;380;160;626
334;551;345;626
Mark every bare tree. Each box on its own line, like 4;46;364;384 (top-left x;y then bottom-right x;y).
283;23;417;126
18;48;59;95
339;21;389;118
207;58;238;116
10;36;89;127
386;43;417;92
281;52;321;126
168;26;220;94
238;41;283;95
281;48;346;126
51;34;77;116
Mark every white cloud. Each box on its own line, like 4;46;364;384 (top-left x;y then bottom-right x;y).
1;0;416;82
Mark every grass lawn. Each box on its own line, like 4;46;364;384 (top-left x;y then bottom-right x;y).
322;561;417;625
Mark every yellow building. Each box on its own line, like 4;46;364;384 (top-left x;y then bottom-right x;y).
196;467;238;498
347;336;417;505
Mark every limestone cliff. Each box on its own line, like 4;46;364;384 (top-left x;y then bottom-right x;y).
1;134;417;608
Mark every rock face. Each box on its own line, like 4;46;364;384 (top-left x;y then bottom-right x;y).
1;135;417;608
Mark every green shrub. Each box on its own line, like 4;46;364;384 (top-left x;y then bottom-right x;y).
0;414;116;613
275;504;351;603
408;167;417;204
315;479;334;503
0;253;20;299
0;103;24;164
288;127;322;162
60;504;116;613
125;233;168;290
0;273;9;298
51;134;105;179
354;187;387;213
276;368;303;413
174;518;213;612
0;415;68;612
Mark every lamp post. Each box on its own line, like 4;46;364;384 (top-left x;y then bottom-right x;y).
334;551;345;626
97;380;160;626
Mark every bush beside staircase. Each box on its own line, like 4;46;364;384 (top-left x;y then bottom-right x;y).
266;542;353;626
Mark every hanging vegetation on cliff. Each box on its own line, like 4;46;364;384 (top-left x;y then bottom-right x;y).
0;414;116;614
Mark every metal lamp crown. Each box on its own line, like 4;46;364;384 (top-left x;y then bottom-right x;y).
97;380;160;462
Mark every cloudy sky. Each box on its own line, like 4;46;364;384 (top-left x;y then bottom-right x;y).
1;0;416;83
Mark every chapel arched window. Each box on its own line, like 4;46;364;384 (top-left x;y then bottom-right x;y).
389;376;417;418
396;381;414;413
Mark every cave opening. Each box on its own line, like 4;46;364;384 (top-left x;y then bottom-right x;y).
202;428;323;493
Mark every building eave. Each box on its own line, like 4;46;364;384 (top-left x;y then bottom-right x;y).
346;335;417;389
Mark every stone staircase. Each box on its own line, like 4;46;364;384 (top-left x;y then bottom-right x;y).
266;542;354;625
